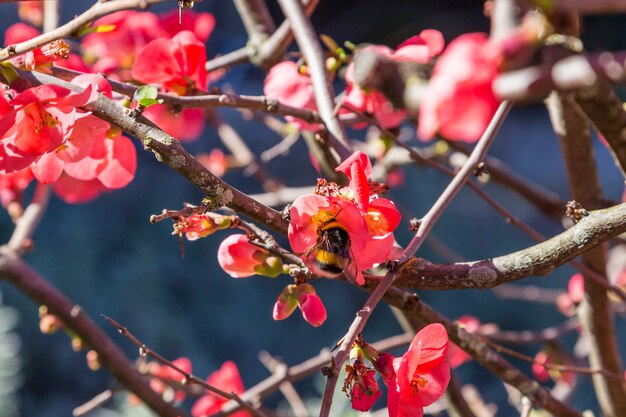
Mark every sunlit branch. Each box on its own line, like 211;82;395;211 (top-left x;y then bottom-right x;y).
102;315;266;417
17;70;291;235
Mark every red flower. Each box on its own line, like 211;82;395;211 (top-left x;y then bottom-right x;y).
192;361;251;417
149;357;192;403
296;283;327;327
343;30;443;129
288;151;400;285
159;9;215;42
350;367;382;412
81;11;165;78
376;323;450;417
0;83;99;174
131;30;207;95
173;212;233;241
263;61;319;131
418;33;502;143
447;316;481;369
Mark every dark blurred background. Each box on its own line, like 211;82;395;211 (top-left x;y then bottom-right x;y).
1;0;626;416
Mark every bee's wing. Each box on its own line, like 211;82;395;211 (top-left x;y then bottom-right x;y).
343;246;364;286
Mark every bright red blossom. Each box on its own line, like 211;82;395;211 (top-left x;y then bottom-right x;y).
376;323;450;417
289;151;400;285
418;33;502;142
349;366;382;412
0;83;99;174
343;30;444;129
263;61;319;131
296;283;327;327
192;361;251;417
81;11;165;78
131;30;207;95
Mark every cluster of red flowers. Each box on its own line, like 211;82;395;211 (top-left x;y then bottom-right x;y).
213;151;400;327
262;28;546;144
0;7;220;207
344;323;451;416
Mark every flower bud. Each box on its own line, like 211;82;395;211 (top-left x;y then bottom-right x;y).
272;285;298;321
296;283;327;327
173;213;232;241
218;234;283;278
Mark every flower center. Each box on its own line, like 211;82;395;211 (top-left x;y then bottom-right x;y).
410;375;428;394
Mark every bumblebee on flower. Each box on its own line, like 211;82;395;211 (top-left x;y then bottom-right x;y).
288;151;401;285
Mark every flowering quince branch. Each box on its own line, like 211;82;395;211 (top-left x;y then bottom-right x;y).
15;69;290;235
0;0;169;62
318;102;511;416
101;315;266;417
389;202;626;290
378;287;583;417
50;66;325;126
481;337;625;382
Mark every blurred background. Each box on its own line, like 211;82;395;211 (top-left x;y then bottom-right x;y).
1;0;626;416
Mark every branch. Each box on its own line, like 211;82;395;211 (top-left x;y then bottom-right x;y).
7;184;50;253
0;0;169;62
102;315;266;417
0;251;185;417
392;201;626;289
547;88;626;415
19;70;291;235
379;287;582;417
276;0;352;160
233;0;276;47
50;66;324;125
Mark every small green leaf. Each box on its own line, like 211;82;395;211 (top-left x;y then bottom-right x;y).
133;86;162;108
137;98;163;107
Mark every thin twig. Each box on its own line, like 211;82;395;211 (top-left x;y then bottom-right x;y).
483;338;624;382
7;184;50;253
258;352;308;417
0;254;185;417
277;0;352;160
102;315;267;417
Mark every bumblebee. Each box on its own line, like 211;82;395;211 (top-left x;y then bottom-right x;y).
306;217;359;283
